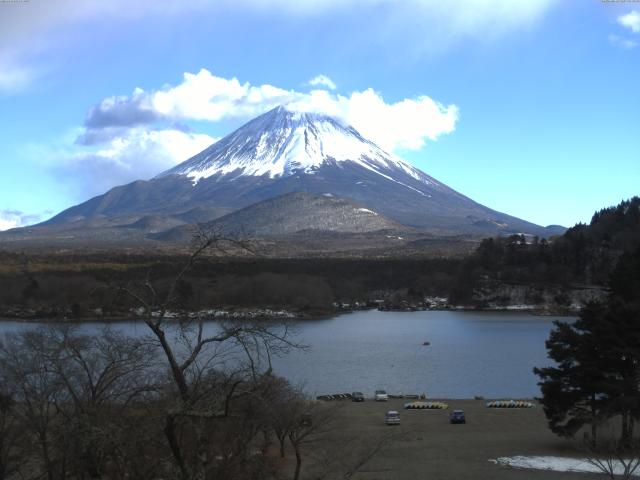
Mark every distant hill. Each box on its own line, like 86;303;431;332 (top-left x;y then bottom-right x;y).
151;192;408;243
210;192;407;236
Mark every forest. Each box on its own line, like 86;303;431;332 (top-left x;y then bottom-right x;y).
0;197;638;318
449;197;640;305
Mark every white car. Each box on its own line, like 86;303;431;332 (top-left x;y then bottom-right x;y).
374;389;389;401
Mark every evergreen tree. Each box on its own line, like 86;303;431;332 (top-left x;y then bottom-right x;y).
535;246;640;445
599;247;640;444
534;302;609;443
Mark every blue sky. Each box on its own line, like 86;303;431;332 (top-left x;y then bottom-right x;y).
0;0;638;230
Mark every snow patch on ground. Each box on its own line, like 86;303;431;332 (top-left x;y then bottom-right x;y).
356;208;377;215
490;455;640;476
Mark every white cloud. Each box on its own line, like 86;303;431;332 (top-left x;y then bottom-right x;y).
340;89;458;151
618;10;640;34
149;70;296;121
286;88;458;151
0;210;41;231
609;34;638;50
0;214;21;231
81;69;299;129
59;128;216;198
308;75;337;90
85;69;458;153
86;128;216;171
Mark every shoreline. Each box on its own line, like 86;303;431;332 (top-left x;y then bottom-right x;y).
0;303;577;323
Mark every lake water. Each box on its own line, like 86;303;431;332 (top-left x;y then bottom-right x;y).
0;310;565;398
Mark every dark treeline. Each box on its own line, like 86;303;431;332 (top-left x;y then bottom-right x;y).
450;197;640;305
0;254;460;318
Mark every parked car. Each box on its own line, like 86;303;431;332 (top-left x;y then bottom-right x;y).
352;391;365;402
374;389;389;401
450;409;466;424
385;410;400;425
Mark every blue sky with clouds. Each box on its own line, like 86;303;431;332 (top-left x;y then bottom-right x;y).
0;0;638;230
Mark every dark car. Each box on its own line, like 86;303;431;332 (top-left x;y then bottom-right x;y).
352;391;365;402
450;409;466;424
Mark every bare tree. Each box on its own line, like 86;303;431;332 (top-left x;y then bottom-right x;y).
45;326;157;479
0;330;69;480
264;377;300;459
286;400;339;480
0;325;159;480
0;392;19;480
583;430;640;480
119;228;302;479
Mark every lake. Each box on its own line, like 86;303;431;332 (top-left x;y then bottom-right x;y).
0;309;565;399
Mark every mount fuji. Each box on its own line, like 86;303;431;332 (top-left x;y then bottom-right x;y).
8;105;563;250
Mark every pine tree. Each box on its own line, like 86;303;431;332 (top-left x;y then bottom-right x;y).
598;247;640;444
535;246;640;445
534;302;609;443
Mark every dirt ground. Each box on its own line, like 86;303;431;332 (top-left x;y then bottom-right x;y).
323;398;602;480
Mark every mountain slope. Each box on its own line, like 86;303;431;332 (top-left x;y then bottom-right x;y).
151;192;406;241
39;105;559;238
208;191;405;236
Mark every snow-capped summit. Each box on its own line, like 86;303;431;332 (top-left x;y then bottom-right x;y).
158;105;429;187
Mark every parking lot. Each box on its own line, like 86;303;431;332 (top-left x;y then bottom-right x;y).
326;398;597;480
